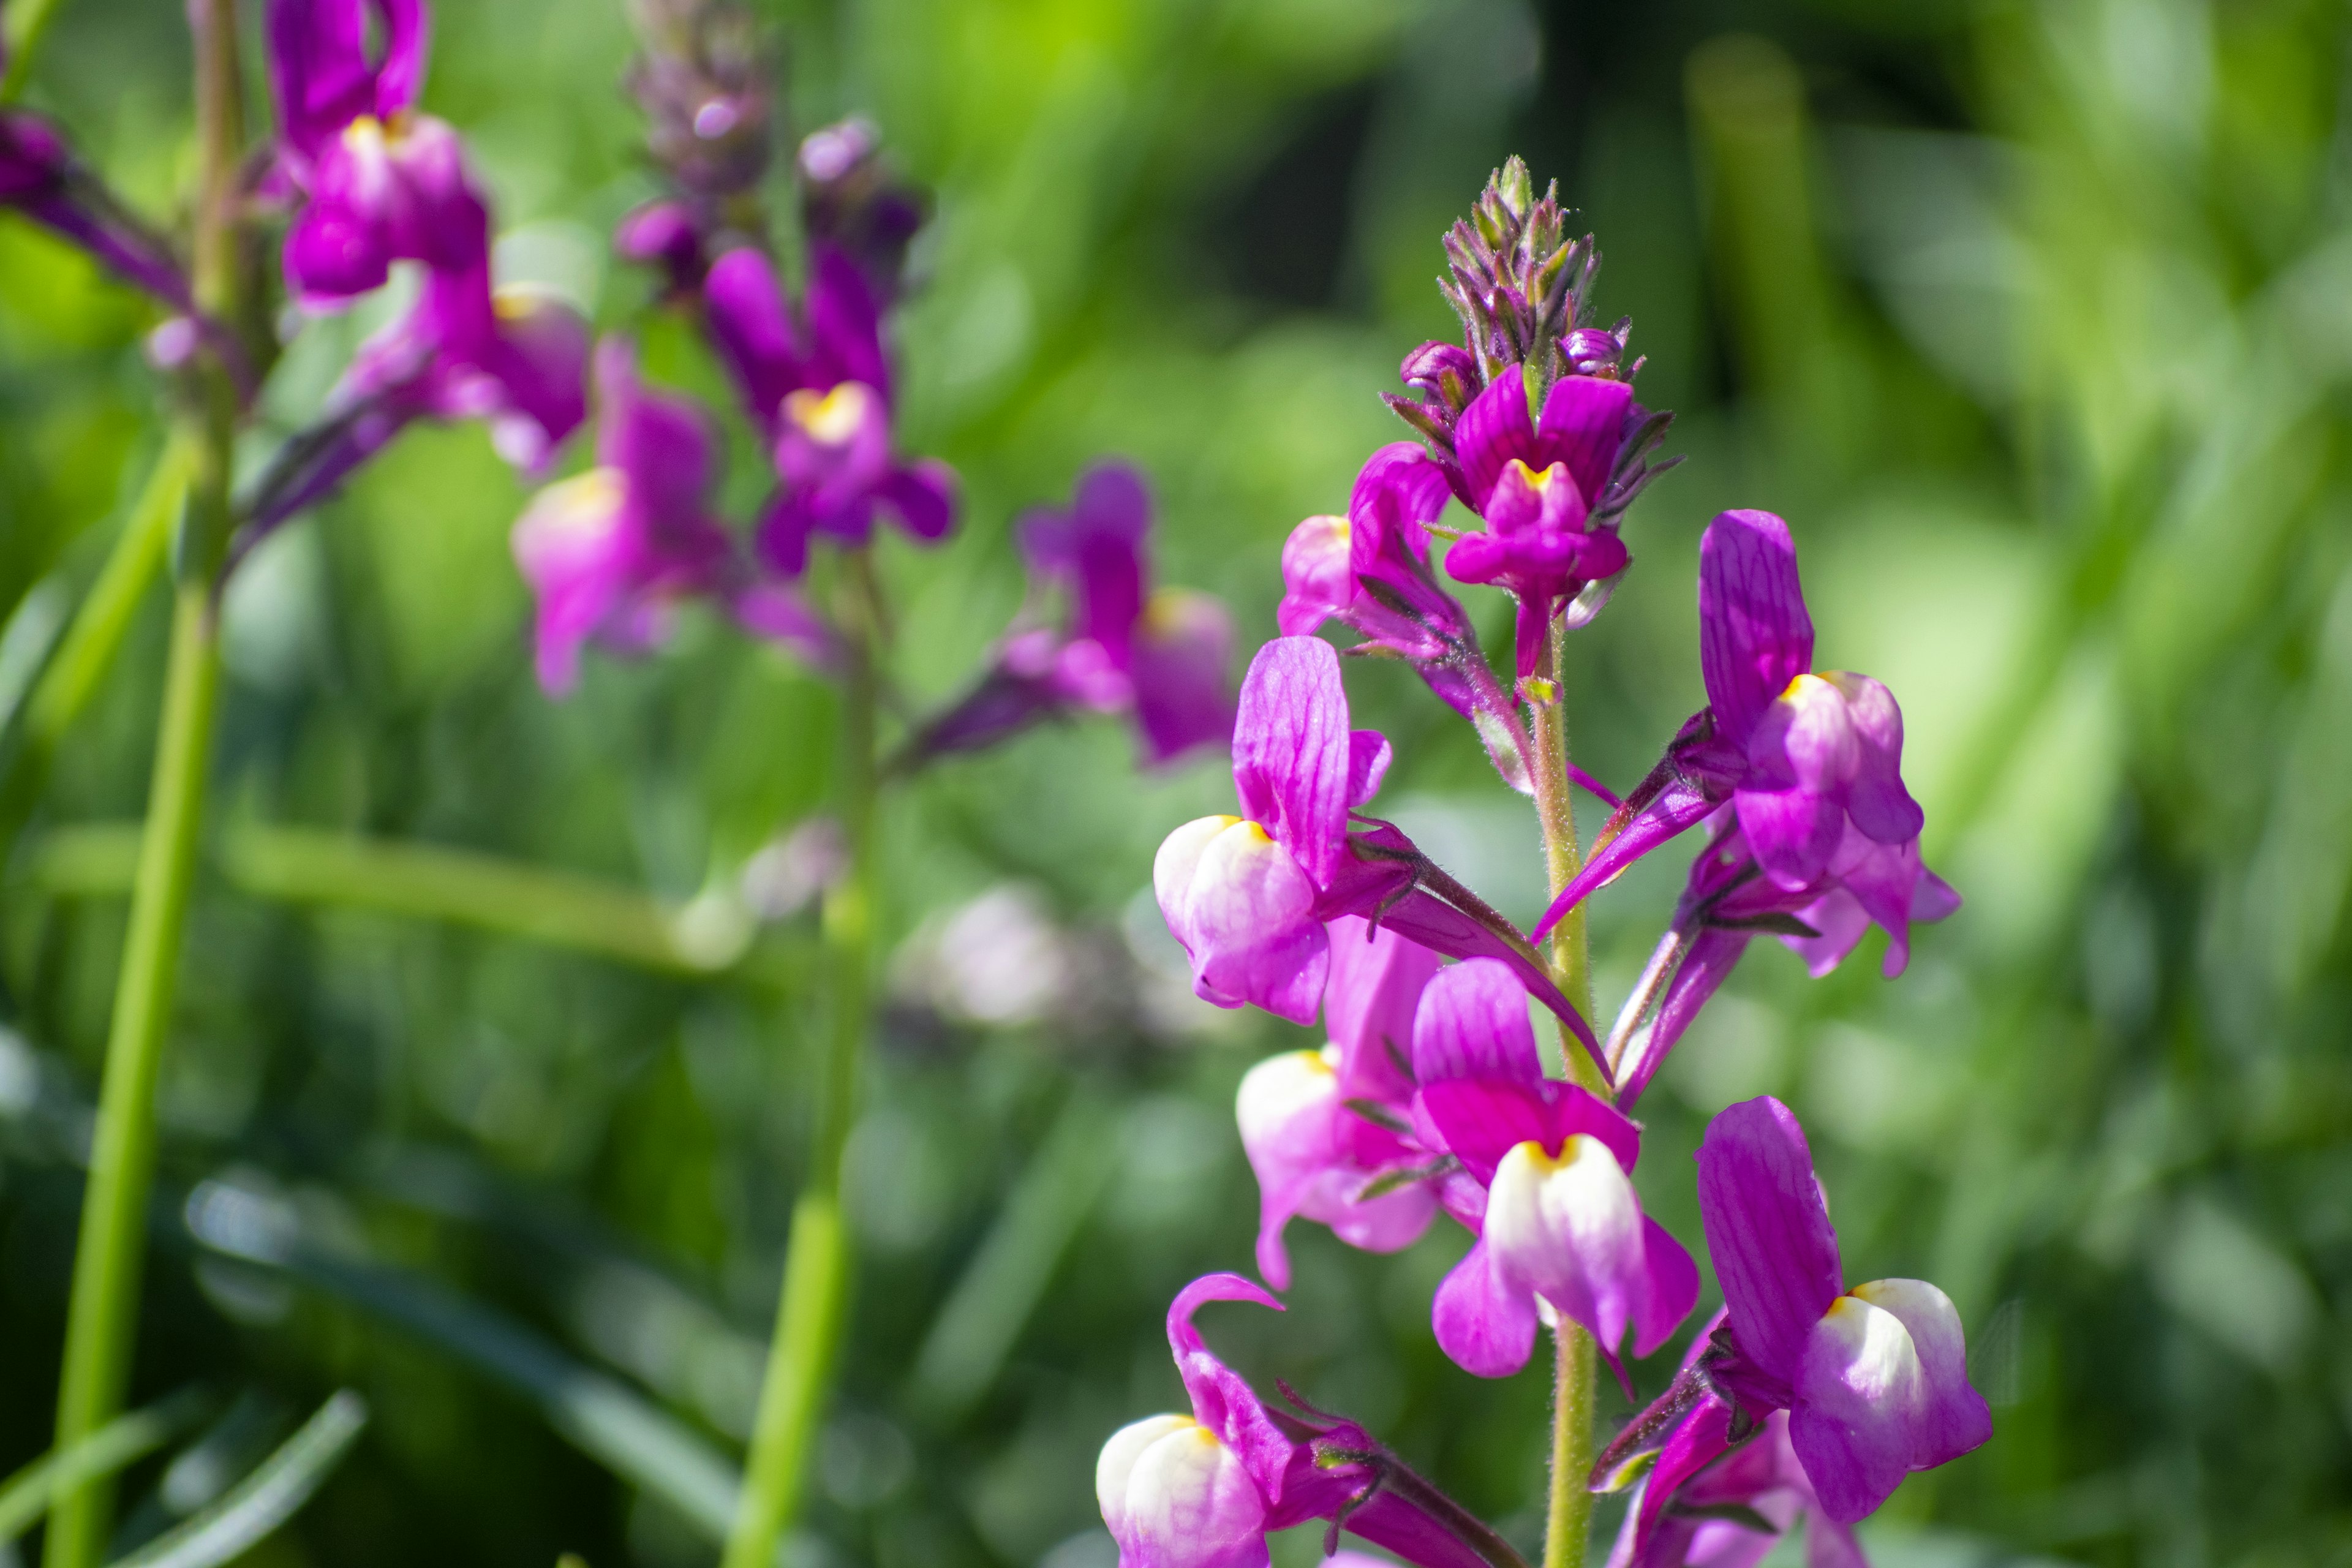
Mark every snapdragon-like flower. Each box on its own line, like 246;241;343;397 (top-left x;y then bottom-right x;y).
1594;1315;1864;1568
701;243;955;573
508;338;739;693
909;464;1232;766
267;0;492;309
238;261;589;549
1097;1273;1524;1568
1442;367;1634;678
1411;960;1694;1382
0;81;195;313
1694;1098;1990;1523
1235;916;1442;1290
1155;636;1602;1068
1536;509;1929;936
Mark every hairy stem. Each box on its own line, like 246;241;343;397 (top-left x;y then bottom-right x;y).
724;551;881;1568
47;8;243;1560
44;584;222;1568
1529;624;1606;1568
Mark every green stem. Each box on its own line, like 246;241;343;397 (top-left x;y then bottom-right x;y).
0;0;66;101
1529;625;1604;1568
44;584;222;1568
723;552;881;1568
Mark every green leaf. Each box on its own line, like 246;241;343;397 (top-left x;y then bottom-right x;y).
0;1389;210;1544
105;1390;368;1568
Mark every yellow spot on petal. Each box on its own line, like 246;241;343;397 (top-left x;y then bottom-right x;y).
1505;458;1570;494
1781;671;1834;703
535;467;626;530
783;382;875;445
341;115;386;154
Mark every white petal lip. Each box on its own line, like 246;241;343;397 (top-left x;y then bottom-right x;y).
1803;1294;1927;1412
1154;815;1239;940
1099;1415;1268;1568
1098;1413;1193;1526
1235;1049;1340;1174
1483;1135;1646;1345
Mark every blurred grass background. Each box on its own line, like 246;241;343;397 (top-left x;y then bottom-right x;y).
2;0;2350;1564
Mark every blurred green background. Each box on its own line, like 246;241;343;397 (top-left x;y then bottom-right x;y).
2;0;2350;1564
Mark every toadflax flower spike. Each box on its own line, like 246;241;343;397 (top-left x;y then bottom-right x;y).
1409;960;1694;1382
1156;637;1603;1070
1694;1097;1991;1523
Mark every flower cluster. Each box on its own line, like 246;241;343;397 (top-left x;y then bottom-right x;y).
1104;162;1984;1568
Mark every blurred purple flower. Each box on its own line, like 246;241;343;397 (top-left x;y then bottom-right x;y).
1096;1273;1525;1568
0;108;196;312
701;243;955;571
1155;636;1602;1066
1694;1098;1991;1523
508;337;742;693
1236;916;1442;1291
911;464;1233;767
1442;366;1633;678
266;0;492;309
1409;960;1695;1384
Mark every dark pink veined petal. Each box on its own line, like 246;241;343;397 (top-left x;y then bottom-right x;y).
1824;672;1923;844
878;459;957;543
1534;372;1634;505
1781;888;1875;979
1415;1077;1637;1186
1132;592;1237;766
1621;1395;1735;1566
1165;1273;1299;1509
803;241;891;404
1322;915;1438;1104
1431;1238;1539;1378
702;247;804;431
1529;778;1721;944
1698;510;1814;748
1614;929;1751;1110
1696;1098;1845;1390
591;339;714;528
1633;1215;1701;1359
1348;731;1393;808
1277;514;1353;636
1349;442;1453;562
1733;783;1846;892
1232;638;1355;888
1453;366;1536;508
1410;958;1542;1085
371;0;428;119
1066;473;1148;659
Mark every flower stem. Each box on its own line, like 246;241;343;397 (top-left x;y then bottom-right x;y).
47;6;243;1559
43;583;222;1568
1528;625;1604;1568
723;551;882;1568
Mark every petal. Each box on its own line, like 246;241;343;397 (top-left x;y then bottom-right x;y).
1695;1098;1845;1389
803;241;891;402
1732;785;1845;892
1231;638;1354;888
1534;372;1635;503
1823;673;1923;844
1181;822;1327;1025
1781;889;1873;979
1634;1217;1702;1359
1321;914;1436;1101
1455;366;1536;508
1109;1420;1271;1568
1164;1275;1297;1507
1100;1413;1193;1528
701;247;802;427
1698;510;1814;747
1790;1295;1929;1523
1411;957;1542;1084
1235;1050;1344;1291
1349;442;1453;552
1368;888;1605;1078
1132;592;1237;765
1154;815;1241;952
1622;1396;1736;1565
1348;730;1392;808
1485;1136;1648;1354
880;459;959;542
1848;1279;1992;1468
593;339;715;526
1616;929;1750;1110
1431;1238;1539;1378
1277;513;1354;635
1418;1078;1640;1187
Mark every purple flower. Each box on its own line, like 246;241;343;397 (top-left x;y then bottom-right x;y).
614;198;707;295
1534;508;1933;941
508;337;736;693
1597;1320;1864;1568
1096;1273;1523;1568
796;117;926;306
1409;959;1695;1383
1604;813;1960;1107
1155;636;1602;1067
1236;916;1441;1290
701;244;956;571
1694;1098;1991;1523
241;262;589;543
0;111;197;312
1441;366;1634;677
266;0;491;309
908;464;1234;766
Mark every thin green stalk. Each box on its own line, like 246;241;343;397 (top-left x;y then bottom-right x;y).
45;584;222;1568
0;0;67;101
724;551;881;1568
1529;627;1604;1568
48;2;243;1559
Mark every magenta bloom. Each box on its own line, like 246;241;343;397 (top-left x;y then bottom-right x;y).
1096;1274;1520;1568
1599;1319;1864;1568
241;262;589;543
1441;366;1635;677
1155;637;1600;1064
1534;509;1931;943
0;110;195;313
1410;960;1695;1382
701;244;954;572
1236;917;1443;1290
508;339;736;693
266;0;491;309
1695;1098;1991;1523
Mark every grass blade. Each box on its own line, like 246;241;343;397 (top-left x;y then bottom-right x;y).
105;1390;366;1568
0;1390;209;1543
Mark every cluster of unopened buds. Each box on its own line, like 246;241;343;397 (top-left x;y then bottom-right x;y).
1110;161;1987;1567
